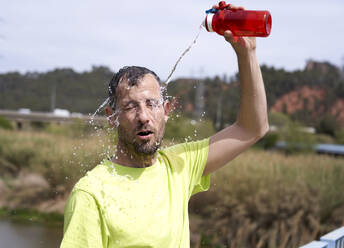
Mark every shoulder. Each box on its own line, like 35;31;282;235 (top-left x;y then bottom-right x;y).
161;138;210;157
73;159;112;196
158;138;210;172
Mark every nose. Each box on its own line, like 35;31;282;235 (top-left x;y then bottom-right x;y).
136;105;151;124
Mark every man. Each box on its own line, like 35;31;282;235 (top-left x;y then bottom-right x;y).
60;4;268;248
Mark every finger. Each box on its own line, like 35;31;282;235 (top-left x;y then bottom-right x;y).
224;30;239;43
212;4;219;9
223;30;234;43
238;37;246;47
227;5;245;10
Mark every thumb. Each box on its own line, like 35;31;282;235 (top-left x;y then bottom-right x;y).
223;30;233;42
224;30;239;43
224;30;240;44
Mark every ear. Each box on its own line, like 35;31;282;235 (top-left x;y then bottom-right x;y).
105;106;116;126
163;101;170;122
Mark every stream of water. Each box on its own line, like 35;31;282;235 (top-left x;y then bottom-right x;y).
163;25;203;85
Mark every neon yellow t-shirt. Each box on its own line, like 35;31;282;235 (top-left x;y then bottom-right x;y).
60;138;210;248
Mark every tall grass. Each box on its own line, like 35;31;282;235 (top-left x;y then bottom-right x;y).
190;149;344;248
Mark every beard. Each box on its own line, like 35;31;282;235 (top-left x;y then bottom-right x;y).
133;136;161;155
117;123;165;156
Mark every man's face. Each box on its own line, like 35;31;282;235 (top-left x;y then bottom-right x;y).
114;74;169;155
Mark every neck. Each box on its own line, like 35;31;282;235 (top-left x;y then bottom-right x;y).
112;142;157;168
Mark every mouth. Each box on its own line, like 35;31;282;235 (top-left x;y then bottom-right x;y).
136;130;154;139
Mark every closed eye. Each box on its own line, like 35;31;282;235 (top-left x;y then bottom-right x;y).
123;102;137;111
146;99;161;108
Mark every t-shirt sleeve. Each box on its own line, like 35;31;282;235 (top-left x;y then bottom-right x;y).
175;138;211;197
60;190;107;248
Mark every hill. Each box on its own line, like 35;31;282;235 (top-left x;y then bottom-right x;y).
167;60;344;130
1;60;344;131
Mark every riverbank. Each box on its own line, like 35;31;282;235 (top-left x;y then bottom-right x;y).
0;208;63;226
0;170;66;226
0;128;103;226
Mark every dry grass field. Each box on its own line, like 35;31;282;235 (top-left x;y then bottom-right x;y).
189;149;344;247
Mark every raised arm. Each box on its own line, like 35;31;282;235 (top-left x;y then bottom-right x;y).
203;5;269;175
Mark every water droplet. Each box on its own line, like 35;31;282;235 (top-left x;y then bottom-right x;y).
91;97;110;118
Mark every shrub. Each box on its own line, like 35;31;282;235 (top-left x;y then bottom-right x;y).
268;111;291;128
316;133;335;144
335;128;344;144
281;121;316;154
316;115;340;136
30;121;47;130
256;131;279;149
0;129;110;190
45;119;101;138
45;123;69;136
70;118;98;137
164;115;215;143
0;115;13;130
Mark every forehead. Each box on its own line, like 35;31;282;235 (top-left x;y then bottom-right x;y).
116;74;161;103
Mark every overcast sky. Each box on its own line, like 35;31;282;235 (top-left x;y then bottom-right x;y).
1;0;343;80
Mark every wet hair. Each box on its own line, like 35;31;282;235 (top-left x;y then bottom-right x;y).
108;66;160;110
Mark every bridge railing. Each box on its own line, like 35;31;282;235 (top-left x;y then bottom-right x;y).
300;226;344;248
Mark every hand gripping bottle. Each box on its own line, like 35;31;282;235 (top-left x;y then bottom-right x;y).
203;1;272;37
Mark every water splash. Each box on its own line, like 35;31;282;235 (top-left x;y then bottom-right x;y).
163;24;203;86
90;24;203;121
92;97;110;119
106;111;120;127
70;24;205;172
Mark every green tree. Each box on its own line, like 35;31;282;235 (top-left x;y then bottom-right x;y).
282;121;316;154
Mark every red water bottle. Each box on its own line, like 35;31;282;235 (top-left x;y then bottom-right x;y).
203;1;272;37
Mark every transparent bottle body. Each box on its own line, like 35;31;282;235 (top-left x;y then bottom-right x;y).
211;10;272;37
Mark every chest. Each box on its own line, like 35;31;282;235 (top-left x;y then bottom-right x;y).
99;166;188;246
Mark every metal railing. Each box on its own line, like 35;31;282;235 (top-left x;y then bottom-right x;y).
0;109;106;123
300;227;344;248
